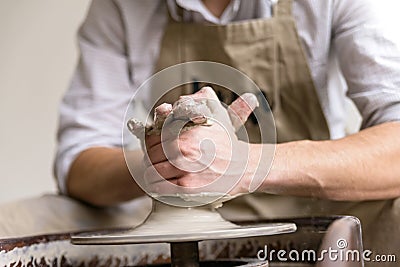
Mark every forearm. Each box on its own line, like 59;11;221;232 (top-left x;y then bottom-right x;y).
256;122;400;201
67;147;145;207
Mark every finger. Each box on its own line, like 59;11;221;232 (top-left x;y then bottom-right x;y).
127;118;145;140
192;86;219;100
144;165;171;186
144;167;179;195
178;86;219;101
145;134;161;150
178;86;220;115
147;178;180;195
177;174;211;188
146;137;181;165
173;91;214;124
144;162;186;194
154;103;172;129
146;143;167;165
153;161;186;180
228;93;259;130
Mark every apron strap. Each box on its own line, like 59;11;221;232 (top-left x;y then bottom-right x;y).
273;0;293;17
176;4;184;20
166;1;195;22
165;1;184;22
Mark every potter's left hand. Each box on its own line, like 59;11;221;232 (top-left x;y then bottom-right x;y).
144;87;258;196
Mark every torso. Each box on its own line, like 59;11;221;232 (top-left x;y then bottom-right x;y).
116;0;347;139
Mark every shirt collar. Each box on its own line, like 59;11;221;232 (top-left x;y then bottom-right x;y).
176;0;240;24
167;0;274;24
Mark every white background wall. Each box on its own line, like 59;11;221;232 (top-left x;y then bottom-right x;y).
0;0;90;204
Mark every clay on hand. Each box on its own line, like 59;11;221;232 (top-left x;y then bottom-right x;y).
127;86;259;196
127;86;258;139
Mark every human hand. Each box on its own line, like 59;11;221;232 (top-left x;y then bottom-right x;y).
143;87;258;196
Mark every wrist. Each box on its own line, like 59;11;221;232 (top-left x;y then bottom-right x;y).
255;140;325;197
235;142;274;195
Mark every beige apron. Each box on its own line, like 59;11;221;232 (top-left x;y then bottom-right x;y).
156;0;330;143
154;0;399;264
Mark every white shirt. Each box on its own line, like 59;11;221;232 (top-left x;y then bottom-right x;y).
55;0;400;194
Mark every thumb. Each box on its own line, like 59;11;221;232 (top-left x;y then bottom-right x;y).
228;93;259;131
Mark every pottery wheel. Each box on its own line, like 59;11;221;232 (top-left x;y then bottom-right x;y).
72;200;296;245
72;200;296;267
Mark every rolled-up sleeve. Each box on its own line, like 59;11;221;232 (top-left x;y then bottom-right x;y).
54;0;133;194
333;0;400;129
